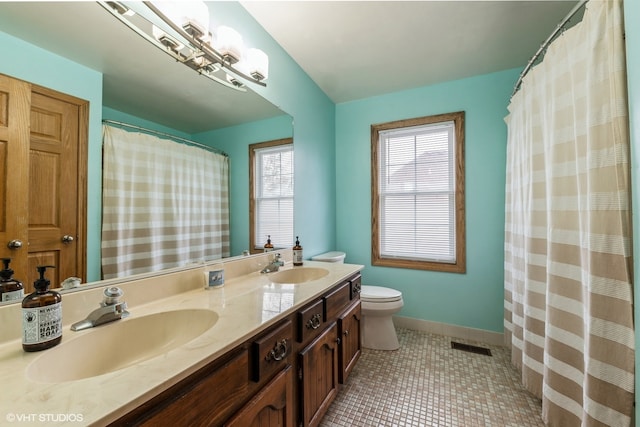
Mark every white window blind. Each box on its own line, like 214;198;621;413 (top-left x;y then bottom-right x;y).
378;121;456;263
255;144;294;249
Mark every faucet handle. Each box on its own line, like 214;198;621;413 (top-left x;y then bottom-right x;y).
103;286;124;305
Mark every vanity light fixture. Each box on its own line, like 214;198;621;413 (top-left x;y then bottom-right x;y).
97;0;268;92
105;1;134;16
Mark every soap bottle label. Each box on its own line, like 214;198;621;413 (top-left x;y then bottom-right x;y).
1;289;24;302
22;302;62;345
293;249;303;265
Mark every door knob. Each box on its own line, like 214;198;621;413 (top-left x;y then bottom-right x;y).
7;240;22;249
62;235;75;244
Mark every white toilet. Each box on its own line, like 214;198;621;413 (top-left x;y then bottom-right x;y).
310;251;346;263
360;285;403;350
311;251;404;351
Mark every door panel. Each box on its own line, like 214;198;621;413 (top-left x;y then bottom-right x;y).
26;90;81;291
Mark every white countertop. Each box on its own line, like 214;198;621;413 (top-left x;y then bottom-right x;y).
0;258;363;426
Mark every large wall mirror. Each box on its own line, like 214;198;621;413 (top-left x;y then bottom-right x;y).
0;2;293;299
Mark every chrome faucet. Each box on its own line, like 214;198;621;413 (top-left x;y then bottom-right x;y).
260;253;284;273
71;286;130;331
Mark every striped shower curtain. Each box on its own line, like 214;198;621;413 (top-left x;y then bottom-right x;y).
101;125;230;279
504;0;633;426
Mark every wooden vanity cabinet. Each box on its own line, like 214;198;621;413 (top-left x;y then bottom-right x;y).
112;319;294;427
110;273;361;427
296;273;362;427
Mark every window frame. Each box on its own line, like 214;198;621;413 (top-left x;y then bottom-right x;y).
249;138;294;253
371;111;466;273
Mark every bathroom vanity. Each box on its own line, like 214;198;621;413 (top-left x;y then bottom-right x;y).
0;252;363;427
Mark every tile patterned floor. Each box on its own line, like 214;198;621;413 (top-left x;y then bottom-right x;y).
320;328;544;427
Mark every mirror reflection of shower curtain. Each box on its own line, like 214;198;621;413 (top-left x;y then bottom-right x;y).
101;125;230;279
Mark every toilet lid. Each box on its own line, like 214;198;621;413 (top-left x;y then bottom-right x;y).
361;285;402;303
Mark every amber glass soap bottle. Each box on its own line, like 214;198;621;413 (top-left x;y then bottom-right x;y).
0;258;24;302
264;235;274;252
22;265;62;352
293;236;303;266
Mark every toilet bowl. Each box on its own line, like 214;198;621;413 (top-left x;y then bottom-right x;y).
361;285;404;351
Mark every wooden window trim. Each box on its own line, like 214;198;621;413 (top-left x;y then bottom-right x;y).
249;138;293;254
371;111;466;273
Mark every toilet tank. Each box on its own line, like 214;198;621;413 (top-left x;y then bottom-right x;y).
311;251;346;263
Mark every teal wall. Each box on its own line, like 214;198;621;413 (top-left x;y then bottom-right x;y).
0;31;103;282
194;115;294;256
336;68;520;333
623;0;639;421
210;3;337;257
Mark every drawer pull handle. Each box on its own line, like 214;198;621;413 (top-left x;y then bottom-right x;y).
352;281;361;294
344;330;349;336
306;313;322;330
266;339;288;362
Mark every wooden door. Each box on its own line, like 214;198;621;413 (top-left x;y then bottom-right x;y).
298;323;339;427
0;75;30;279
26;86;86;292
0;74;86;293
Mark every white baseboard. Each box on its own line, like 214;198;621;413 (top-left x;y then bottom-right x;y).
393;315;505;347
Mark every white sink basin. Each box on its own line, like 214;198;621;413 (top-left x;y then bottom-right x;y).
269;267;329;284
27;309;218;382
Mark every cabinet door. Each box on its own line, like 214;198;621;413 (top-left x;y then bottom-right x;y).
225;366;294;427
338;301;361;383
298;322;339;427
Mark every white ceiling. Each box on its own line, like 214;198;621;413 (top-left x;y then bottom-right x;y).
0;1;579;132
242;1;579;103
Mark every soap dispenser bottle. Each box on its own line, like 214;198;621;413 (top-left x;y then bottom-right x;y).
22;265;62;352
293;236;303;266
0;258;24;302
264;235;274;252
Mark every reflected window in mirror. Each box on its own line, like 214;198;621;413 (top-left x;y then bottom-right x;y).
249;138;294;253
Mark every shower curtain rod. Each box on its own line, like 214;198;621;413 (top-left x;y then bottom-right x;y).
102;119;228;157
511;0;589;98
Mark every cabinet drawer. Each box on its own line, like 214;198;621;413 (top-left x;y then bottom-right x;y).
350;274;362;300
324;281;351;322
252;320;293;383
297;298;325;343
134;348;250;426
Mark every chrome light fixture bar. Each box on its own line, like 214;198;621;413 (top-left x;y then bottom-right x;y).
98;1;268;92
